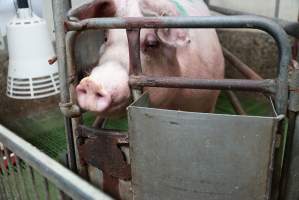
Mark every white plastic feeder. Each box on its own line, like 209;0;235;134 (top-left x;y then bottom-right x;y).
6;8;60;99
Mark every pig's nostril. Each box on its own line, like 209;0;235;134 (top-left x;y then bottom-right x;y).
78;88;87;95
96;93;103;98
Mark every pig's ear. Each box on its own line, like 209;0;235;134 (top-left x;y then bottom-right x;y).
156;28;191;48
69;0;116;20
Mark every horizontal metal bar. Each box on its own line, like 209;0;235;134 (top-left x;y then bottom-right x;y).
210;5;299;39
0;125;113;200
65;15;293;32
129;75;276;93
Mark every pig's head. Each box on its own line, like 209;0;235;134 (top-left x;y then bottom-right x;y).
74;0;191;117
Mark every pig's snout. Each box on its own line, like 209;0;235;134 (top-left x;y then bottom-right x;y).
76;77;112;113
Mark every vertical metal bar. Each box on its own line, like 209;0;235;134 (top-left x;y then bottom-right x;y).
52;0;78;173
0;148;14;199
25;165;38;200
127;29;143;100
15;157;30;200
0;174;8;200
29;167;42;200
279;12;299;199
126;29;142;75
204;0;210;6
4;148;22;200
274;0;281;18
279;112;297;200
65;31;88;180
43;178;51;200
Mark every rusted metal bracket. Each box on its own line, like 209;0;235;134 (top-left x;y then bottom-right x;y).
59;102;82;118
77;126;131;180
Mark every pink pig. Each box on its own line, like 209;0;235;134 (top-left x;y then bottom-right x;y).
74;0;224;117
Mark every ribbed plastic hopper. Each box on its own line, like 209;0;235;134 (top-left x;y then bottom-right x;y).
6;8;59;99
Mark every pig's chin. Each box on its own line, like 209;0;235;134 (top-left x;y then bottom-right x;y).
92;100;131;117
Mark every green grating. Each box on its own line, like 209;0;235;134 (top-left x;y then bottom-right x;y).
5;93;272;160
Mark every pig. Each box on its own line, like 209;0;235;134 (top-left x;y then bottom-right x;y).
74;0;225;117
72;0;224;199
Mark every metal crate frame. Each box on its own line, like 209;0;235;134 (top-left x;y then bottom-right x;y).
50;0;299;199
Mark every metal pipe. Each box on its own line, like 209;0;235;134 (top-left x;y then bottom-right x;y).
65;15;291;115
126;29;142;76
65;31;90;179
279;111;297;200
129;75;276;93
52;0;78;173
0;125;113;200
223;48;263;80
274;0;281;18
126;29;143;100
280;12;299;198
209;5;299;39
225;91;247;115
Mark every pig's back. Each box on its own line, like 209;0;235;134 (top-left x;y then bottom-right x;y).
168;0;211;16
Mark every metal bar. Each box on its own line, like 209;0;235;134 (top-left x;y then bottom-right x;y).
209;5;299;39
65;31;89;180
223;47;263;80
52;0;78;173
65;15;290;115
0;125;113;200
4;148;22;200
15;157;31;200
279;111;297;200
225;91;247;115
29;166;41;200
43;178;51;200
126;29;143;100
280;12;299;199
127;29;142;75
0;147;14;199
0;177;7;200
204;0;210;6
129;75;276;93
274;0;281;18
23;163;36;200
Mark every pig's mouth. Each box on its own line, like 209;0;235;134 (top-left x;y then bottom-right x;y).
77;89;130;116
75;77;112;114
76;77;131;116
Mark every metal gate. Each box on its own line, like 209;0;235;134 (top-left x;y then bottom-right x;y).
50;0;299;199
0;125;112;200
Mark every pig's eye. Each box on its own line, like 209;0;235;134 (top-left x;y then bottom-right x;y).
144;33;159;49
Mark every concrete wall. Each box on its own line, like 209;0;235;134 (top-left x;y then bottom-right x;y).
210;0;298;21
